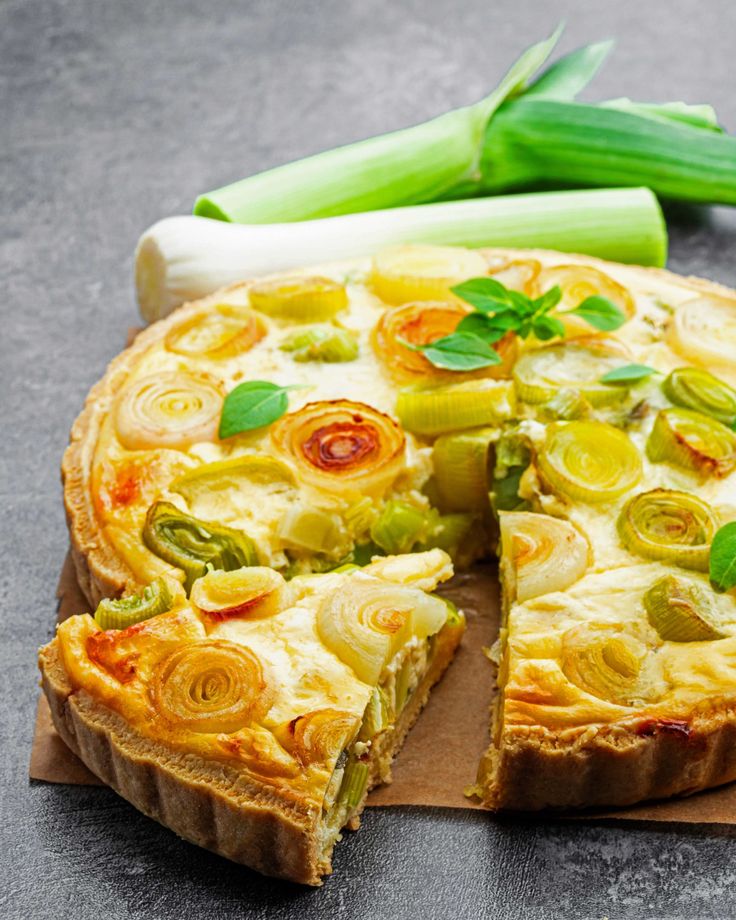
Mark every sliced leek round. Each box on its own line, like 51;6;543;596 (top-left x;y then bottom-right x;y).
287;709;360;767
662;367;736;427
617;488;717;571
164;304;266;359
151;639;271;733
396;379;516;437
249;275;348;321
93;577;177;631
316;576;447;684
647;408;736;477
499;511;589;603
667;294;736;369
190;566;286;620
271;400;406;496
512;337;632;406
432;427;495;511
537;263;635;333
643;574;725;642
561;624;667;706
538;421;642;503
485;254;541;296
370;244;488;305
114;371;224;450
142;501;259;592
279;324;358;362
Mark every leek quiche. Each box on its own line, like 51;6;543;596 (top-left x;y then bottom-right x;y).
40;244;736;882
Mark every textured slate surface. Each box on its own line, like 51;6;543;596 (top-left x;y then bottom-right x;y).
3;0;736;917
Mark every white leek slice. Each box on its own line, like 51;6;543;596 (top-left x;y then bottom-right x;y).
499;511;590;603
667;295;736;370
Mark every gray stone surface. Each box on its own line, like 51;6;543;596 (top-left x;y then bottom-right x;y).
3;0;736;917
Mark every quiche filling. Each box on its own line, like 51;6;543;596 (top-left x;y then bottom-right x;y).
44;242;736;881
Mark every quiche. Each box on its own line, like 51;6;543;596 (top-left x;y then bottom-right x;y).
40;244;736;882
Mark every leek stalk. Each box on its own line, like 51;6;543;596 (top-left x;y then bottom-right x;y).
137;189;667;322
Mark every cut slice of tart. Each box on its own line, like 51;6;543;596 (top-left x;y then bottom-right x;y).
39;549;464;884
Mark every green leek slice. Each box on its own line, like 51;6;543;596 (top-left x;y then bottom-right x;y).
646;408;736;477
280;324;359;362
370;500;428;555
94;578;174;631
396;379;516;437
538;421;642;503
512;338;631;406
142;501;259;593
643;574;725;642
662;367;736;427
337;758;370;811
617;489;717;572
432;427;495;512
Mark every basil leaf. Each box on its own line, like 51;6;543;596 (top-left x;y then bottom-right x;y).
709;522;736;592
219;381;293;438
456;312;519;342
600;363;657;384
531;314;565;341
564;295;627;331
451;277;531;316
403;332;502;371
532;285;562;314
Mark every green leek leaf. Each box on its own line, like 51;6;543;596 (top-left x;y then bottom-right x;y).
524;40;613;101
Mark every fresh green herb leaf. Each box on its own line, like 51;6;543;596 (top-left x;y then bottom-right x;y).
709;522;736;592
531;314;566;341
400;333;502;371
531;285;562;314
456;312;518;342
563;295;627;331
601;363;657;384
219;381;297;438
450;277;527;315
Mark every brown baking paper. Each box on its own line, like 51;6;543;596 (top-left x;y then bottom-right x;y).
30;553;736;824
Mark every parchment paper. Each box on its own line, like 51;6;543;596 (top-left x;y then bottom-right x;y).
29;554;736;825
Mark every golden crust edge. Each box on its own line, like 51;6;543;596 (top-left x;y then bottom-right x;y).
62;250;736;608
477;712;736;811
38;618;463;883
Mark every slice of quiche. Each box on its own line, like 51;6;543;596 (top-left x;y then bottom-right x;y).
39;550;464;884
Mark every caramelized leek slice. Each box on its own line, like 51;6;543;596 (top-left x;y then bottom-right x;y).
279;324;358;362
142;501;259;592
432;427;495;511
114;372;224;450
647;408;736;477
151;639;271;733
561;624;667;706
537;263;635;333
288;709;360;767
277;505;342;554
485;254;541;296
164;304;266;358
370;244;488;305
370;500;427;555
538;421;642;503
499;511;589;603
662;367;736;427
317;577;447;684
667;295;736;369
94;577;177;631
512;337;631;406
190;566;286;620
643;574;725;642
617;489;717;571
249;275;348;321
270;400;406;496
396;379;516;437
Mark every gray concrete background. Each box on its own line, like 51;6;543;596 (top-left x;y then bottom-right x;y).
3;1;736;917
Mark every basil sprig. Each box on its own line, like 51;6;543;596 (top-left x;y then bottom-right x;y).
600;363;657;384
709;522;736;592
404;276;628;372
219;381;302;439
